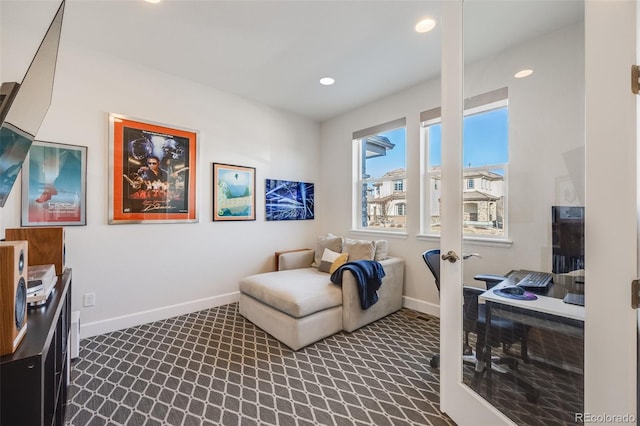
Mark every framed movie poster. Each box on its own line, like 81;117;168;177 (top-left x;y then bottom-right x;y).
213;163;256;221
265;179;314;221
109;113;198;224
21;140;87;226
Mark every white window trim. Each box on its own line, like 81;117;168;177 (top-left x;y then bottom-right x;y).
352;118;407;233
416;232;513;247
420;93;509;240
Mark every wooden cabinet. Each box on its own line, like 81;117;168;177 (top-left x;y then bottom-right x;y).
1;269;72;426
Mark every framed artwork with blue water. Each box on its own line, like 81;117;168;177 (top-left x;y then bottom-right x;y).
213;163;256;221
265;179;314;221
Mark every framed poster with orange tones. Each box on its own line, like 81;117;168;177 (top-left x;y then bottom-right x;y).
108;113;198;224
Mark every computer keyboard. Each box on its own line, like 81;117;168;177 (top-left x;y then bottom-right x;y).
563;293;585;306
516;271;553;288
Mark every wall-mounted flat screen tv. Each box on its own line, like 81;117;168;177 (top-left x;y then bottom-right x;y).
0;1;65;207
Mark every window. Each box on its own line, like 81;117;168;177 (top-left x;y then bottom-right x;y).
421;87;508;237
353;118;406;231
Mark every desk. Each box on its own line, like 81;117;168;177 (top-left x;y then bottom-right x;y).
481;271;584;337
479;270;585;397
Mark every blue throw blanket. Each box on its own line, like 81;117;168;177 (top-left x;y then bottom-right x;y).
330;260;385;310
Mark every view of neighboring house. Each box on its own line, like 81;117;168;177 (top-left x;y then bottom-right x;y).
366;168;407;228
430;166;505;235
366;166;505;235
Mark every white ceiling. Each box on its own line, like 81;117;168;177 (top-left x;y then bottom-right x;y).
2;0;584;123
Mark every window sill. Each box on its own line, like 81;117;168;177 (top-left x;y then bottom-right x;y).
416;233;513;248
350;229;409;239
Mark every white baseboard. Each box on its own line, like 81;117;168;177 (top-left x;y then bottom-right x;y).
80;292;240;339
82;293;437;339
402;296;440;318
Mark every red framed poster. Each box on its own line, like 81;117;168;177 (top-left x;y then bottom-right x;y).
108;113;198;224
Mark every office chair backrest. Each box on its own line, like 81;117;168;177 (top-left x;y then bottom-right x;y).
423;248;478;346
422;249;441;292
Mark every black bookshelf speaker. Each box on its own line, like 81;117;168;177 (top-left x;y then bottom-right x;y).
0;240;28;355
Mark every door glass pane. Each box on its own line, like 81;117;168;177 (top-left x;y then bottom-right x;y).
426;105;508;237
462;1;585;423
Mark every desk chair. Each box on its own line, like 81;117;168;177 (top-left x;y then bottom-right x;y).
422;249;539;402
422;249;505;368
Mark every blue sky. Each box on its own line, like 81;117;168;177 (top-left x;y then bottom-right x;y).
365;107;508;178
366;127;406;179
430;107;508;168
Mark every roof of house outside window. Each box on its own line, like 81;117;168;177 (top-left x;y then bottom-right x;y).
463;190;501;202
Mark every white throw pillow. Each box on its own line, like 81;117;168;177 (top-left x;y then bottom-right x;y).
318;248;348;273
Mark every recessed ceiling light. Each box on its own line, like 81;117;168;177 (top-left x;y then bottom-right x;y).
415;18;436;33
514;69;534;79
319;77;335;86
145;0;161;3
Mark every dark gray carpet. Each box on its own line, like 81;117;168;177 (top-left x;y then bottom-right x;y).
65;305;454;426
65;303;583;425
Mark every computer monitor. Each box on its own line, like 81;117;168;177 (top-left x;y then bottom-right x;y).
551;206;585;274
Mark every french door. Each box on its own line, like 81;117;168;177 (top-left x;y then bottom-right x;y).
438;1;638;424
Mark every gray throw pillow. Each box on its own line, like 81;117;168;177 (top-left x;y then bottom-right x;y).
313;235;342;268
374;240;388;261
317;248;349;273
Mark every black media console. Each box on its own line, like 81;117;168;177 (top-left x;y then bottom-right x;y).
1;269;72;425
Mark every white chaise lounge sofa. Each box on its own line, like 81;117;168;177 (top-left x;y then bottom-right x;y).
239;236;405;350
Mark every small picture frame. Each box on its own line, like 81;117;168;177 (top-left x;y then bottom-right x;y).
213;163;256;221
21;140;87;226
265;179;314;221
108;113;198;224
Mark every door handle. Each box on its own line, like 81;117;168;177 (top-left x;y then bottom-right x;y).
441;250;460;263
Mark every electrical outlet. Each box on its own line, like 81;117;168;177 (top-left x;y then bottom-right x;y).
83;292;96;307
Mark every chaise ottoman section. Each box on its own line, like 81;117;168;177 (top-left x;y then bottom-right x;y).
238;242;405;351
239;267;344;350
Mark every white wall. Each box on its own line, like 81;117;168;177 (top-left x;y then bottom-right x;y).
318;23;585;316
2;26;321;337
2;3;584;333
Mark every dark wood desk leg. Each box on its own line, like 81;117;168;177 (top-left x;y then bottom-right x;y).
485;302;493;399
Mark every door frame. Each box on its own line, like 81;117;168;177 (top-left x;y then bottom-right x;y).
584;0;637;417
439;2;513;423
439;1;638;424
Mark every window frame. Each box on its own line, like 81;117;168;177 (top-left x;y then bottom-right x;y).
352;118;407;234
420;88;509;241
466;179;475;190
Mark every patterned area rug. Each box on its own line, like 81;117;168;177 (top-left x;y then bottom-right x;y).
66;303;582;425
66;305;454;426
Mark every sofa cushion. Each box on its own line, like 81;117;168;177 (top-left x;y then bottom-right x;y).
374;240;388;261
312;234;342;268
239;268;342;318
318;248;349;273
343;238;376;261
